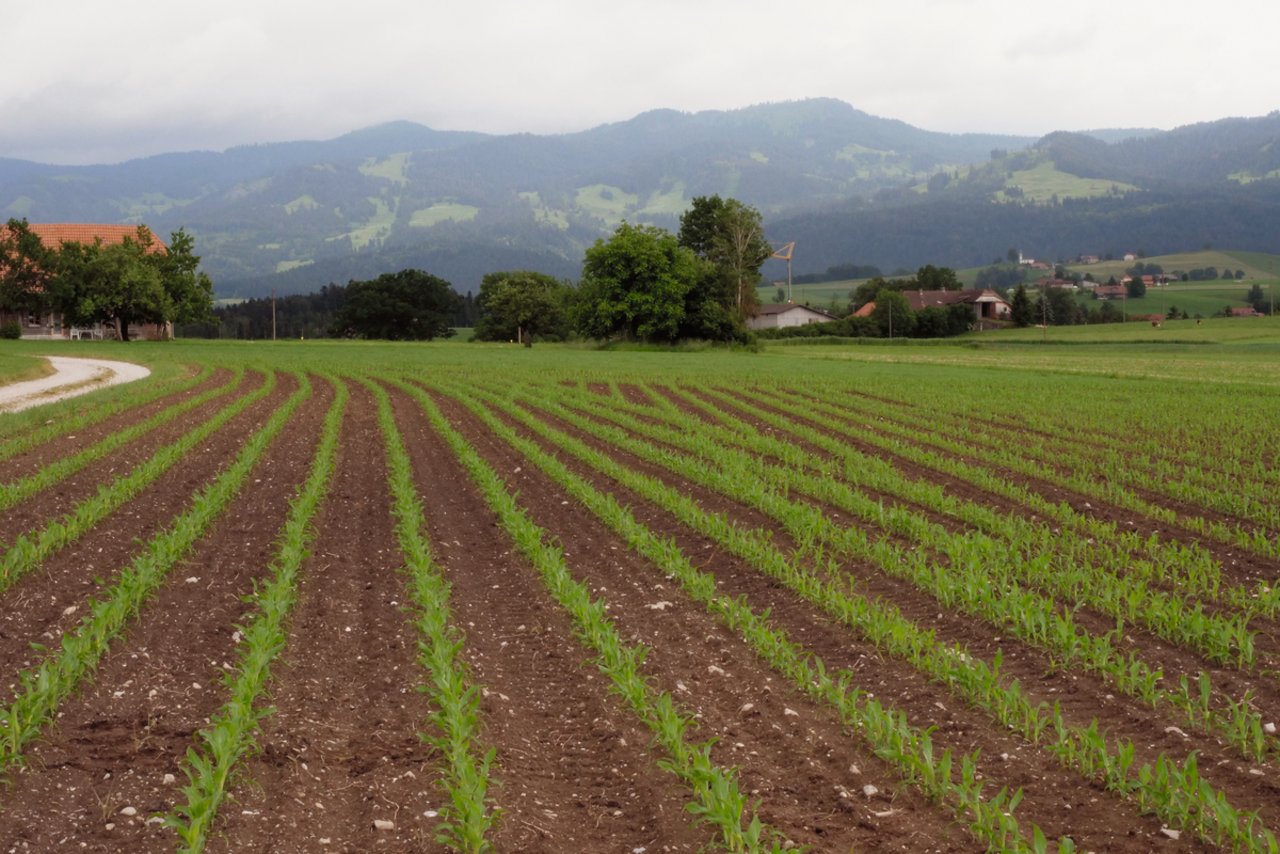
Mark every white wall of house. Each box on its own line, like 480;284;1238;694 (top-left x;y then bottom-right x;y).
748;306;832;330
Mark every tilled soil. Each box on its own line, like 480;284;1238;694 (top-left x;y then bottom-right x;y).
0;376;333;853
0;371;286;679
449;385;1220;852
387;384;709;853
209;383;443;854
1;372;1276;853
423;386;977;852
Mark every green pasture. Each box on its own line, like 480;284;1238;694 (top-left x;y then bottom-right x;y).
996;161;1138;203
1075;281;1269;318
2;311;1277;400
1065;250;1275;282
759;271;1275;318
0;352;54;385
757;280;856;310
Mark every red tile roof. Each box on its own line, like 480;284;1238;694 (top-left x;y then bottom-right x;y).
22;223;167;254
902;289;1009;311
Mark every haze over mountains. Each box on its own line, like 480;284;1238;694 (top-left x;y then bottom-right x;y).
2;98;1278;298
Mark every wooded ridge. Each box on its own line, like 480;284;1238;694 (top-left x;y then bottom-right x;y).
2;99;1277;297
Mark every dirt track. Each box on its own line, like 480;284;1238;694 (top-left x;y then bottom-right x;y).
0;356;150;413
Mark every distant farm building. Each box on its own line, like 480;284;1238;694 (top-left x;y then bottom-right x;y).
854;289;1012;325
1036;277;1078;290
903;288;1012;321
747;303;837;330
0;223;171;340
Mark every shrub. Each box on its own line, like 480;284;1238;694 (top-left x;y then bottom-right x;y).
0;322;21;340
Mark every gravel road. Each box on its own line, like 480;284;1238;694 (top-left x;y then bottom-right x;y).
0;356;151;413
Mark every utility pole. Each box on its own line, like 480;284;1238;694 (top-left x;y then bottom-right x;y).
271;289;277;341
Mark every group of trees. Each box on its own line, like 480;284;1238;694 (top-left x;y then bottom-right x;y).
847;265;961;314
1246;283;1275;314
197;194;771;345
473;271;573;344
574;196;772;343
0;219;214;340
472;195;776;346
1005;283;1132;327
329;270;460;340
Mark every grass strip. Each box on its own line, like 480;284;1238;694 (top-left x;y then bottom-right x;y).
166;375;343;852
0;373;310;774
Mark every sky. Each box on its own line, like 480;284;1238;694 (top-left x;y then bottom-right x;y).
4;0;1279;165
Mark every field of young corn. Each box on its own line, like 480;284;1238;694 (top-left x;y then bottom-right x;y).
0;335;1276;853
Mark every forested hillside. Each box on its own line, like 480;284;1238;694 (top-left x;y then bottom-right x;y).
3;100;1279;296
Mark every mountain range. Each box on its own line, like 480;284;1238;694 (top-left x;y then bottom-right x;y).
2;98;1278;297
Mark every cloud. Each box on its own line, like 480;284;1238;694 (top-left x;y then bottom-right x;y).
2;0;1278;164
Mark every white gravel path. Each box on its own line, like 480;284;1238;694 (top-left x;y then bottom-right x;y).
0;356;151;413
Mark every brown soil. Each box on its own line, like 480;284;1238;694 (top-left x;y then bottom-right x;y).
0;368;259;550
422;384;987;852
209;381;444;854
2;369;1275;853
0;371;290;682
0;376;333;853
487;381;1277;845
385;382;710;853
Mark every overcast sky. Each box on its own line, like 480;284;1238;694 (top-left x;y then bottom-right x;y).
4;0;1278;165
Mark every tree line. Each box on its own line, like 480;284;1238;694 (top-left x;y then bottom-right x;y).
192;195;774;345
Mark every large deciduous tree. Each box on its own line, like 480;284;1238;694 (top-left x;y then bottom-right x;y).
575;222;704;342
0;219;55;317
474;270;573;345
47;226;214;341
678;195;771;326
330;269;459;340
870;289;915;338
155;228;215;328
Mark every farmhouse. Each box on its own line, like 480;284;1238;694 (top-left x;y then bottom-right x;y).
903;288;1012;321
1094;285;1128;300
1035;277;1078;290
1229;307;1263;317
747;303;837;330
854;289;1012;326
0;223;171;340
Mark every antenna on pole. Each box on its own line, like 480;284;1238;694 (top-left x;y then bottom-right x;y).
771;242;796;301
